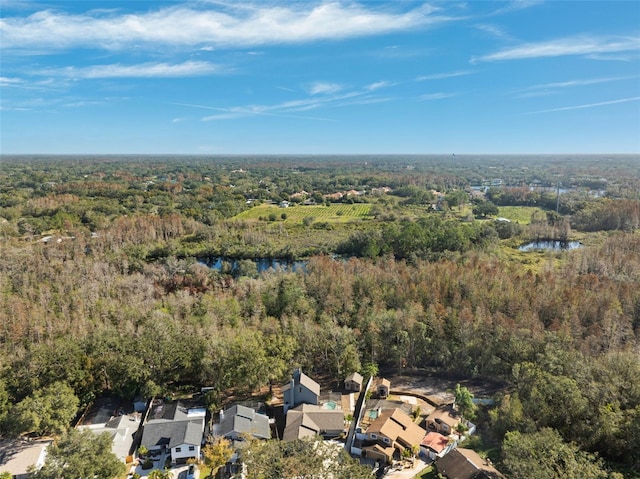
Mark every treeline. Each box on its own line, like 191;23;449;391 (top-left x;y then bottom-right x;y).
1;231;639;471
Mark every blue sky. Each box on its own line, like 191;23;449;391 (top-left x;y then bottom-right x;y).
1;0;639;154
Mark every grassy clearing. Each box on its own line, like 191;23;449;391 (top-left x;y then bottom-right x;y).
234;203;372;223
413;464;436;478
497;206;545;225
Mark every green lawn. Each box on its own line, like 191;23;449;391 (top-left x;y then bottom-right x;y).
413;464;437;478
497;206;545;225
234;203;372;223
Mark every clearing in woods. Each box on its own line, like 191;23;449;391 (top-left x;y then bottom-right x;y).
234;203;372;223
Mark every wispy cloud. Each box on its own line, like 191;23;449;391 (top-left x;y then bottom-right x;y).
0;76;23;86
416;70;474;81
516;76;635;98
36;61;220;79
529;96;640;114
474;24;513;41
365;80;395;91
1;3;454;52
418;92;457;101
488;0;543;17
307;82;343;95
473;35;640;62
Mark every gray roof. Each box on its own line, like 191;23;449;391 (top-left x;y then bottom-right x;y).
345;372;363;385
218;405;270;440
282;405;344;441
142;417;204;449
282;369;320;396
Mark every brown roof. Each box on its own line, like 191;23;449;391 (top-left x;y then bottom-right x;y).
345;372;363;385
363;443;396;461
377;378;390;387
437;447;504;479
421;432;450;454
367;408;426;448
427;405;461;429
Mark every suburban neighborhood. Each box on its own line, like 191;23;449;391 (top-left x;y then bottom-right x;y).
1;366;503;479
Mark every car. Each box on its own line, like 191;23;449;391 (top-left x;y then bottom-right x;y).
186;464;195;479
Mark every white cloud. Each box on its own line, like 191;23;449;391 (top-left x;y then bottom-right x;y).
1;2;453;52
517;76;635;95
529;96;640;114
365;80;395;91
473;35;640;62
488;0;543;17
0;76;23;85
307;82;343;95
474;24;513;41
416;70;474;81
419;92;457;101
36;61;220;79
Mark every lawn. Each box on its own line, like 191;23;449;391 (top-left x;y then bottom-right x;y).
413;464;437;478
497;206;545;225
233;203;372;223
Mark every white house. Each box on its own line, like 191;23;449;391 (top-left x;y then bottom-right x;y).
0;439;50;479
141;401;205;465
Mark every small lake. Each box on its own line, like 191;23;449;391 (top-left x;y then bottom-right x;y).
199;257;307;274
518;240;582;252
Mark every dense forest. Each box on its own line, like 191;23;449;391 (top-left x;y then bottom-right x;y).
0;154;639;478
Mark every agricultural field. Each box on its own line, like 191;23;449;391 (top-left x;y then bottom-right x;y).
497;206;545;224
234;202;373;223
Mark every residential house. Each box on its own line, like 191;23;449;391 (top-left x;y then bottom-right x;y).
362;408;426;463
282;368;320;413
214;405;270;442
76;396;141;463
141;400;205;465
436;447;504;479
344;372;364;392
426;405;461;436
78;413;140;463
282;404;345;441
375;378;390;398
0;439;50;479
421;431;453;461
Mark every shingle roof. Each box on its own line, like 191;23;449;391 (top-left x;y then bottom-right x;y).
218;405;270;440
141;418;203;449
427;405;461;429
367;408;426;448
421;432;450;454
282;405;345;441
436;448;504;479
345;372;363;385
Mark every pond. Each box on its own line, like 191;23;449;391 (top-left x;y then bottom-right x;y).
199;256;307;274
518;240;582;252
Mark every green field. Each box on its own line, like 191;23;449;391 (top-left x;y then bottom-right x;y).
497;206;545;224
234;203;372;223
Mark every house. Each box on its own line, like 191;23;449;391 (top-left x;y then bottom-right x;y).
282;368;320;413
141;400;205;465
214;405;270;442
375;378;390;398
344;372;364;392
436;447;504;479
421;431;453;460
282;404;345;441
426;405;461;436
76;396;141;463
279;201;290;208
0;439;50;479
362;408;426;463
78;413;140;463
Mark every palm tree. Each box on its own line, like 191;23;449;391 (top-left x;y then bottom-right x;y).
148;469;172;479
